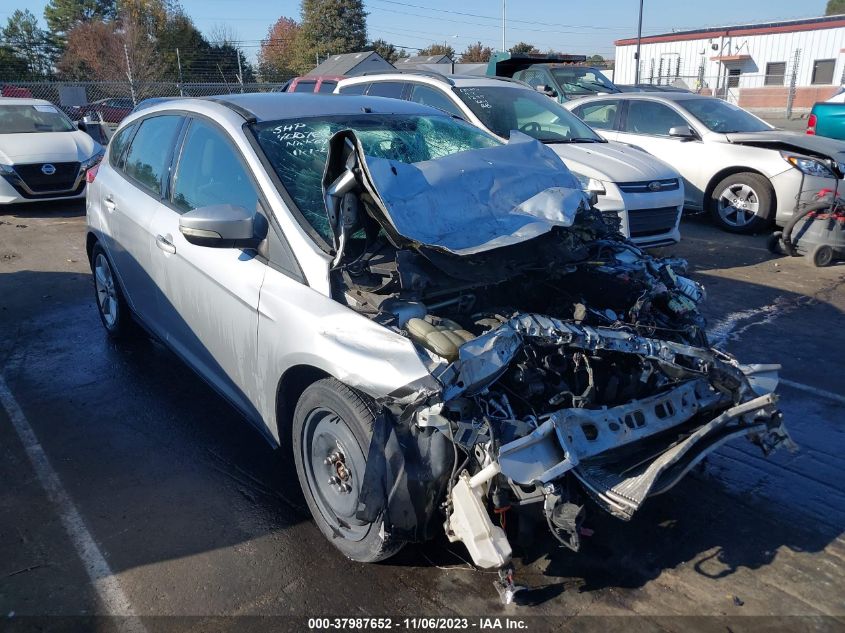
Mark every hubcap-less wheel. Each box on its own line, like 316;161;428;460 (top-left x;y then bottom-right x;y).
718;183;760;228
301;407;369;542
94;253;118;329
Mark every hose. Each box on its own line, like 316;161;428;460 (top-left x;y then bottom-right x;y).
781;199;832;257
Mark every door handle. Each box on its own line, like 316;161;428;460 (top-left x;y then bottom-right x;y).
103;195;116;212
155;234;176;254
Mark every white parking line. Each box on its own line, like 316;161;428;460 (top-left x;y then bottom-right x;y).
0;375;146;632
780;378;845;406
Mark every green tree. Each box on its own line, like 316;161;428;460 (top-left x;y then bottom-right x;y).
2;9;59;79
0;44;29;80
156;10;209;81
296;0;368;73
367;38;408;64
587;54;605;64
509;41;538;55
417;43;454;59
44;0;116;39
826;0;845;14
458;41;493;63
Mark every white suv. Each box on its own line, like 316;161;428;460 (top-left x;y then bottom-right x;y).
336;73;685;247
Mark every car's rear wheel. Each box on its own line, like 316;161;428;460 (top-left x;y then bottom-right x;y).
292;378;403;563
709;172;774;234
91;243;135;339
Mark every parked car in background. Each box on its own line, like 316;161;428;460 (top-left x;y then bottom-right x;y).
288;75;345;94
487;52;620;102
69;97;134;126
131;97;179;114
0;97;103;204
86;93;791;584
336;73;684;246
807;88;845;140
566;93;845;233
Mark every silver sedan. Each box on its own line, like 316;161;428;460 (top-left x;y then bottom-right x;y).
566;93;845;233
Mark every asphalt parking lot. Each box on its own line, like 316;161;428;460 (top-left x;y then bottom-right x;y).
1;201;844;632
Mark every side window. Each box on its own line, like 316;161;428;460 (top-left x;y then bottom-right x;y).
293;81;316;93
171;119;259;214
122;115;183;195
338;82;368;95
367;82;407;98
108;123;136;168
575;100;619;130
519;69;546;89
623;100;688;136
408;84;464;118
318;81;337;94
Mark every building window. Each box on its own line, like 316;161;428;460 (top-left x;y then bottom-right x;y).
812;59;836;85
765;62;786;86
727;68;741;88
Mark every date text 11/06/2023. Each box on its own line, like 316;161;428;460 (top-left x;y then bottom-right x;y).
307;617;528;630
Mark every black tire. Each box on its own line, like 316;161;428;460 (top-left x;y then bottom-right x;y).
292;378;404;563
708;172;775;234
807;244;834;268
90;242;136;339
767;231;786;255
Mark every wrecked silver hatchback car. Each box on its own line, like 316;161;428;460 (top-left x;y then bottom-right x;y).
89;95;794;602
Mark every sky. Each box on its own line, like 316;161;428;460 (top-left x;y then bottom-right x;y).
3;0;833;61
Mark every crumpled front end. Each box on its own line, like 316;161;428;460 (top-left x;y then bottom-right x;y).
318;129;795;591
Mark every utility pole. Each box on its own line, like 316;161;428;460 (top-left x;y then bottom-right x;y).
236;48;244;93
123;42;136;106
501;0;506;51
634;0;643;84
176;47;184;97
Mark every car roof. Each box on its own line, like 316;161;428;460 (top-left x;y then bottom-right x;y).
0;97;55;107
574;92;708;103
150;92;447;122
338;72;528;89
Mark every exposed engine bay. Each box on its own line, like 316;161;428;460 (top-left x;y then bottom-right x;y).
321;130;795;602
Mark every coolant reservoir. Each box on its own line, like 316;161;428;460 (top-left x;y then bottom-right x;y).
406;316;475;362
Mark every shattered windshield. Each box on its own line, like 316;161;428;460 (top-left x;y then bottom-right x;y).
454;86;602;143
251;114;500;244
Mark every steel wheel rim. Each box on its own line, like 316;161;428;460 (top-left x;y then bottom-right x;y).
301;407;369;542
718;183;760;227
94;253;118;329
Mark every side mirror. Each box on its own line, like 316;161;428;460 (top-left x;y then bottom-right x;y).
536;84;558;98
178;204;267;247
76;120;87;131
668;125;696;140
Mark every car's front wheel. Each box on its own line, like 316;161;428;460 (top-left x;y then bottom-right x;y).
292;378;403;563
91;243;135;339
708;172;775;234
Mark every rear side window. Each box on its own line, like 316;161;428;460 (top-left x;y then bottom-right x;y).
574;100;619;130
108;123;136;168
318;81;337;94
408;84;464;118
171;119;259;214
294;81;316;93
367;82;406;98
338;82;368;95
122;115;183;195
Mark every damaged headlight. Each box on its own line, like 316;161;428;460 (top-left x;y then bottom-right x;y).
781;152;835;178
572;171;607;195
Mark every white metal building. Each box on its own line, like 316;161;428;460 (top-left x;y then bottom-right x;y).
614;15;844;110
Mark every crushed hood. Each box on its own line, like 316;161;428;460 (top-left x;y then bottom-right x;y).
726;130;845;162
324;131;589;256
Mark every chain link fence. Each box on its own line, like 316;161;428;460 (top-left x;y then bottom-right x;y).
1;80;289;136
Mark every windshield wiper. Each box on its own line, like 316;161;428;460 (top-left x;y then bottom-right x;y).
565;137;605;143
